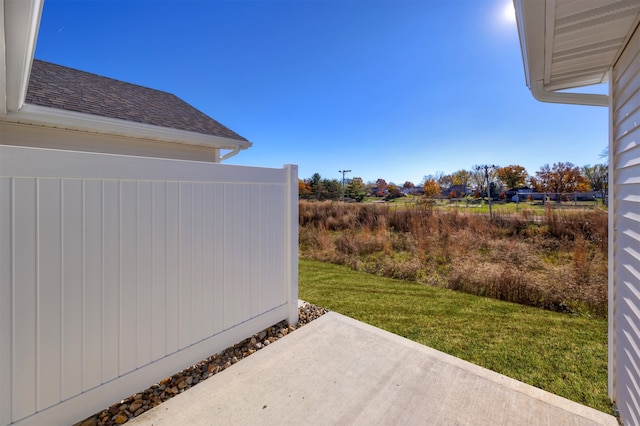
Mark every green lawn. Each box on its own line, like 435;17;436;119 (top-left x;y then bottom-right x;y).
299;259;612;414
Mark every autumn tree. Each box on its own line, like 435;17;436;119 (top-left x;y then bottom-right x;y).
374;178;388;197
451;169;472;193
403;181;415;189
422;178;441;199
535;162;590;198
298;179;312;199
497;165;528;189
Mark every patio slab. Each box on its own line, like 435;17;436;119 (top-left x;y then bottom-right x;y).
129;311;616;425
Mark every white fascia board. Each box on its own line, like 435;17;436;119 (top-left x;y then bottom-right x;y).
514;0;546;89
530;80;609;106
3;0;43;112
0;0;7;116
1;103;253;150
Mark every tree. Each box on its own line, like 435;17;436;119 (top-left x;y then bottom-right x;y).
403;181;415;189
535;162;590;198
347;177;367;202
438;174;453;191
386;184;403;200
582;164;608;196
451;169;472;193
423;178;441;199
298;179;312;199
316;178;341;201
309;172;322;198
469;166;489;193
497;165;528;189
374;178;388;197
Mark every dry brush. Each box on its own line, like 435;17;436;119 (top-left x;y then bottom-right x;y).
299;201;608;317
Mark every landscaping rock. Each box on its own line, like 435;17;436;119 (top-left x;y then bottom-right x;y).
73;302;328;426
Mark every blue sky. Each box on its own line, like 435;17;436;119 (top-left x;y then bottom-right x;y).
34;0;609;185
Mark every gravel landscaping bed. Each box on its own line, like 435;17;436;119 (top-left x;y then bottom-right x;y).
74;303;328;426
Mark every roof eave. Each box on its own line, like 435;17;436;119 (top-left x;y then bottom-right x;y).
514;0;610;107
2;103;253;151
0;0;43;115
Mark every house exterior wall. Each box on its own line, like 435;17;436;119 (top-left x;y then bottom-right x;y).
0;143;298;425
0;121;218;162
611;23;640;425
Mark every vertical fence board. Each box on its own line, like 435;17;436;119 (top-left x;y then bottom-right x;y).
178;183;193;348
191;183;204;343
0;178;12;426
165;182;180;354
202;184;214;334
37;179;62;410
102;180;120;381
212;183;224;334
152;182;167;361
61;180;83;400
12;178;37;421
223;184;237;329
249;185;259;318
83;180;104;391
240;184;250;322
136;181;153;368
119;181;137;375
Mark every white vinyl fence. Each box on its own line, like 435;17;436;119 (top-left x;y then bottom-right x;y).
0;145;298;425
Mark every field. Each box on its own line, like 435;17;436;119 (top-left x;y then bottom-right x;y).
299;200;608;317
299;259;611;414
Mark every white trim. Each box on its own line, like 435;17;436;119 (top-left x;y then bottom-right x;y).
1;104;252;152
284;164;299;326
1;0;43;113
0;0;7;116
607;73;615;402
530;80;609;106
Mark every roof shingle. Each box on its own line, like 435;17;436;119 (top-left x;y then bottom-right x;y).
25;60;247;142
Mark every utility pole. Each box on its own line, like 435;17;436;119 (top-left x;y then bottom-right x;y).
475;165;498;219
339;169;351;201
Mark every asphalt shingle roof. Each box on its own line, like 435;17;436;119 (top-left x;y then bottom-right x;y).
25;59;247;142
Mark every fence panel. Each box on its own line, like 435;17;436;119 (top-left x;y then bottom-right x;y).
0;145;298;425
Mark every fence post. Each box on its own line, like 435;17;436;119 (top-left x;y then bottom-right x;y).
284;164;299;325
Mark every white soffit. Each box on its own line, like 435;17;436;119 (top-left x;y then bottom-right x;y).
516;0;640;92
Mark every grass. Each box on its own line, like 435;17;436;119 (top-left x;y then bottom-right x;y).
299;259;612;414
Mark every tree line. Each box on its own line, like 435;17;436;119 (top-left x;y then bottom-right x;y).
299;162;608;202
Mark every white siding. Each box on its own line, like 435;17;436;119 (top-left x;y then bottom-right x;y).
0;144;298;425
612;24;640;425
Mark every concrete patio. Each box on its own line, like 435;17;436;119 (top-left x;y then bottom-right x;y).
129;311;616;426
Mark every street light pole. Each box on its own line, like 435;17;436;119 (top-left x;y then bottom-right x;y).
476;165;498;219
339;169;351;201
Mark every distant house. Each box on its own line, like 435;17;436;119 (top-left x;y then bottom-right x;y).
441;185;469;198
505;186;532;201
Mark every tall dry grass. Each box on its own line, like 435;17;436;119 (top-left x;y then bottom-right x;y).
299;200;608;316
